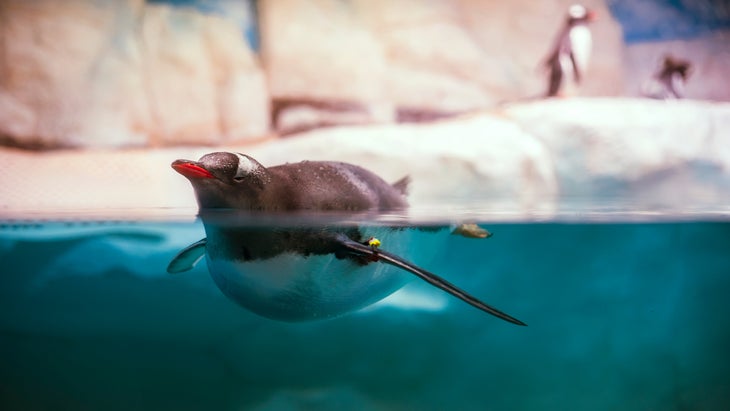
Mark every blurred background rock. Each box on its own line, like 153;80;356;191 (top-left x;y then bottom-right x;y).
0;0;728;215
0;0;267;149
1;0;727;148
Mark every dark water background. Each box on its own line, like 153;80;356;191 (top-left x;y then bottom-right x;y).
1;219;729;410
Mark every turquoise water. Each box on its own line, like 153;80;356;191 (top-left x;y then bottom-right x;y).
1;218;729;410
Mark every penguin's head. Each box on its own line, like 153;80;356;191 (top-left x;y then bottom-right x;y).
567;4;596;24
662;54;692;79
172;152;270;209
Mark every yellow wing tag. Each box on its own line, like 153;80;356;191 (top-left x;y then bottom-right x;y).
367;237;381;248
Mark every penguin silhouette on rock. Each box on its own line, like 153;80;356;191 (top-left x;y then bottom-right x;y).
167;152;525;325
641;54;692;100
542;4;597;97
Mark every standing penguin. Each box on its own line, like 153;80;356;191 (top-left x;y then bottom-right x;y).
641;54;692;99
542;4;597;97
168;152;525;325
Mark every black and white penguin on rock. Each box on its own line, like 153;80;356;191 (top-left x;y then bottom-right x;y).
168;152;525;325
641;54;693;100
542;4;597;97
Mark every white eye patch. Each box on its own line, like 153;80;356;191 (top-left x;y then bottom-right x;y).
235;153;259;179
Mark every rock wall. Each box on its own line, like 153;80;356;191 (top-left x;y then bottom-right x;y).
504;98;730;211
261;0;625;134
1;0;727;150
1;99;728;218
0;0;269;149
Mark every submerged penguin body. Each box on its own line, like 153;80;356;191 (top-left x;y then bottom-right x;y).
169;152;525;325
204;225;413;321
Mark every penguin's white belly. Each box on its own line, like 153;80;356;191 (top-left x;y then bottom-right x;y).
670;73;685;98
559;54;576;84
641;78;667;99
205;227;416;321
569;26;592;76
207;253;411;321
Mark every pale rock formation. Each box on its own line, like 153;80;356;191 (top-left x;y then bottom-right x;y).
1;99;728;218
505;98;730;209
0;0;268;149
260;0;625;132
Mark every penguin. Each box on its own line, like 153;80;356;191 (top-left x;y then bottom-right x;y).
168;152;525;325
641;54;692;100
542;4;597;97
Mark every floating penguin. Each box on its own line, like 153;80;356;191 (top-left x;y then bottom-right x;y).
542;4;597;97
641;54;692;100
168;152;525;325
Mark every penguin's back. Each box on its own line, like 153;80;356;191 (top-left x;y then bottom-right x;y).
264;161;409;212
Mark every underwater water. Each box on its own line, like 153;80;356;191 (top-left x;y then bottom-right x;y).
1;216;729;410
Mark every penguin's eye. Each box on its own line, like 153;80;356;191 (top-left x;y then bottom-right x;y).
233;176;245;182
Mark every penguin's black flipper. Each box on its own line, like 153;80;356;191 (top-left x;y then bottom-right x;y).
167;238;207;274
336;235;526;326
546;58;563;97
